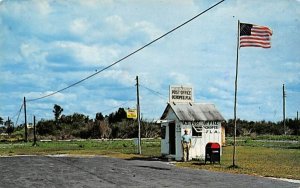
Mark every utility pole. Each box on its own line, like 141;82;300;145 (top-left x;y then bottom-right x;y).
7;116;10;129
283;84;286;135
24;97;28;142
7;117;11;135
32;116;37;146
136;76;142;154
297;111;299;136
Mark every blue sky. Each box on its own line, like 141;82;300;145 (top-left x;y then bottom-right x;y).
1;0;299;125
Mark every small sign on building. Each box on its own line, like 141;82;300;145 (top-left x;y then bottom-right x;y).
169;85;193;103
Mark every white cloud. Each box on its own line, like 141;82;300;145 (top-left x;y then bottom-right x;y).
20;43;37;58
34;0;52;16
26;91;77;103
79;0;114;8
103;69;135;86
134;21;163;40
208;86;231;100
168;72;192;85
105;15;131;38
1;0;299;122
70;18;89;36
53;41;120;67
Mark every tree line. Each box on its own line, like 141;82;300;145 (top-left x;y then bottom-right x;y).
0;104;299;140
224;118;299;137
34;104;160;140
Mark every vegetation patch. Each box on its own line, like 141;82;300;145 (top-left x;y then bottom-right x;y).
176;139;300;180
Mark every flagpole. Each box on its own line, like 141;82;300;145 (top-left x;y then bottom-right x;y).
233;20;240;167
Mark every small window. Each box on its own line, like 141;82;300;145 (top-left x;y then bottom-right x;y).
192;126;202;137
161;126;166;139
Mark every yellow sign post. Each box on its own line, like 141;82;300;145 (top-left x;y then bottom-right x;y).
126;109;137;119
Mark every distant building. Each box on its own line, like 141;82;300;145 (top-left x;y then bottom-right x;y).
159;102;225;161
27;123;33;129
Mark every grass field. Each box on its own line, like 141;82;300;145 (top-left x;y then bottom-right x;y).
0;139;160;158
0;137;299;180
178;145;300;180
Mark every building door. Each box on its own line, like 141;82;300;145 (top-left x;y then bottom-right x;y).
169;122;176;155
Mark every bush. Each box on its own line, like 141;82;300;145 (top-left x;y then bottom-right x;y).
37;120;56;136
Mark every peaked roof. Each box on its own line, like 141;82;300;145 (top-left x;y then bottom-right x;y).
161;102;225;122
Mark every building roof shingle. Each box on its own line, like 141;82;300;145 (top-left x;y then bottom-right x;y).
161;103;225;121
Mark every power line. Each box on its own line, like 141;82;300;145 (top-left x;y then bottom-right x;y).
27;0;225;102
100;100;135;114
140;84;166;100
15;103;24;126
10;107;21;120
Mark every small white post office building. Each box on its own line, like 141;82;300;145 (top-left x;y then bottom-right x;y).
160;102;225;161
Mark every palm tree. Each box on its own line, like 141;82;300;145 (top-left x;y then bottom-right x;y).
0;117;3;125
53;104;63;127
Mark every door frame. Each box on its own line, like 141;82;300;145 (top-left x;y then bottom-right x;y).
169;122;176;155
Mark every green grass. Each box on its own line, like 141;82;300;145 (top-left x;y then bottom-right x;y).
178;136;300;180
227;135;300;142
226;139;299;149
253;135;300;141
177;145;300;180
0;137;299;180
0;139;161;157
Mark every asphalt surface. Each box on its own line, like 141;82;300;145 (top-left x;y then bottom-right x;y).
0;155;298;188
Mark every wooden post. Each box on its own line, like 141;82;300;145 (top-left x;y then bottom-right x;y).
136;76;142;154
283;84;286;135
24;97;28;142
33;116;37;146
297;111;299;136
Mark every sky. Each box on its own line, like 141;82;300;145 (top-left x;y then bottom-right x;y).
1;0;299;125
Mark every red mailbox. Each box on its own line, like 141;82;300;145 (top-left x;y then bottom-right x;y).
205;142;220;164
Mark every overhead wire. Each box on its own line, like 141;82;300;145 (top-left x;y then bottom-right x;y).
7;103;24;127
10;108;20;121
100;85;136;113
100;100;135;114
100;84;166;115
139;84;166;100
14;103;24;126
26;0;225;102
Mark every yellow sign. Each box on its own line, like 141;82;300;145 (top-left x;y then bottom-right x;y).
126;109;137;119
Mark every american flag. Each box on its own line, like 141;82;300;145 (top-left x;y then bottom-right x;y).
240;23;272;48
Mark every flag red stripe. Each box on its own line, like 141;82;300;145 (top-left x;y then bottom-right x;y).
252;28;272;35
240;36;271;40
251;31;272;35
253;26;270;30
240;40;271;45
240;42;271;46
247;33;270;37
240;44;271;48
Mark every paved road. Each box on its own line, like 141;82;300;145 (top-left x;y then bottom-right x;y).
0;155;298;188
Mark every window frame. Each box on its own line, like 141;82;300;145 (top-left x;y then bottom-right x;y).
192;125;202;137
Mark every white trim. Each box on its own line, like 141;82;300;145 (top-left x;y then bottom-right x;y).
192;125;202;133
